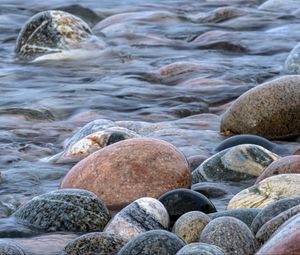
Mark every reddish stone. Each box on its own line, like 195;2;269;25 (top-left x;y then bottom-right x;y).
256;155;300;183
61;138;191;210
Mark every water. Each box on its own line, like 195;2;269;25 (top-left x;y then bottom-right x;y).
0;0;300;251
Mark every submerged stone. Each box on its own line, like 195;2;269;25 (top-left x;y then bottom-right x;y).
0;240;26;255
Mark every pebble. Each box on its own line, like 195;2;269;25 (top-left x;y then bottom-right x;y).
256;155;300;183
0;240;26;255
172;211;211;244
187;155;208;171
200;217;257;255
62;232;125;255
220;75;300;139
176;243;225;255
191;182;228;199
228;174;300;209
12;189;110;232
117;229;186;255
192;144;279;183
104;197;169;241
61;138;191;210
158;189;216;227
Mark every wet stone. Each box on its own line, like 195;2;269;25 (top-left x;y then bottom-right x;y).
118;230;186;255
176;243;225;255
0;240;26;255
187;155;208;171
12;189;110;233
62;232;125;255
191;182;228;199
200;217;258;255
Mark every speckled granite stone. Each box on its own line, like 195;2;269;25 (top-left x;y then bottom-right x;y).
200;217;258;255
220;75;300;140
0;240;26;255
12;189;110;232
118;230;186;255
62;232;125;255
176;243;225;255
105;197;169;241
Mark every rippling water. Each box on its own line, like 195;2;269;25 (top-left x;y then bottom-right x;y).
1;0;300;251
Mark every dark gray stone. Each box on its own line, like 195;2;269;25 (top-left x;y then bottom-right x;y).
176;243;225;255
192;182;228;198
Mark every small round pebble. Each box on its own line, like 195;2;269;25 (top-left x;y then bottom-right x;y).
0;240;26;255
173;211;211;243
176;243;225;255
118;230;186;255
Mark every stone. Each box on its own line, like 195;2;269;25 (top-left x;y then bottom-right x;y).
61;138;191;210
256;155;300;183
62;232;125;255
173;211;211;244
12;189;110;232
209;208;261;228
294;148;300;155
220;75;300;140
256;214;300;254
117;230;186;255
191;182;228;199
192;144;279;184
200;217;258;255
158;189;216;227
176;243;225;255
250;196;300;234
104;197;169;241
256;204;300;244
259;0;299;12
0;240;26;255
187;155;208;171
228;174;300;210
284;43;300;74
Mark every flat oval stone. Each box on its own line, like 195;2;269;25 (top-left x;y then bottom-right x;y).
257;214;300;254
158;189;216;227
256;204;300;244
176;243;225;255
118;230;186;255
12;189;110;232
220;75;300;140
0;240;26;255
62;232;125;255
61;138;191;210
192;144;279;184
228;174;300;209
104;197;169;241
250;196;300;234
192;182;228;198
256;156;300;183
200;217;257;255
173;211;211;244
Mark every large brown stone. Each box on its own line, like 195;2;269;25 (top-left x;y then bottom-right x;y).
256;155;300;183
60;138;191;210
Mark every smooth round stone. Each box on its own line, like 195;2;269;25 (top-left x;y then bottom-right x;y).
118;230;186;255
158;189;216;226
256;155;300;183
105;197;169;241
250;196;300;234
220;75;300;139
192;144;279;184
173;211;211;244
256;204;300;244
256;214;300;254
62;232;125;255
200;217;258;255
176;243;225;255
12;189;110;232
187;155;208;171
0;240;26;255
228;174;300;210
191;183;228;199
209;208;261;228
15;10;94;61
61;138;191;210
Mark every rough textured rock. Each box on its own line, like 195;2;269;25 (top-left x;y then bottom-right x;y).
228;174;300;209
250;196;300;234
12;189;110;232
158;189;216;227
173;211;211;244
176;243;225;255
220;75;300;140
104;197;169;241
200;217;258;255
256;155;300;183
256;214;300;254
62;232;125;255
192;183;228;199
118;230;186;255
0;240;26;255
209;208;261;228
61;138;191;210
192;144;279;183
